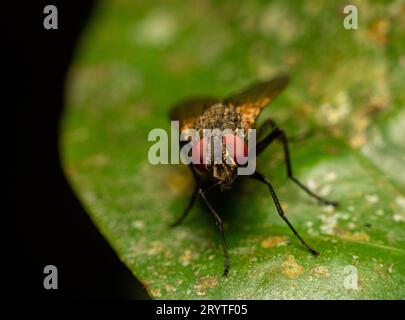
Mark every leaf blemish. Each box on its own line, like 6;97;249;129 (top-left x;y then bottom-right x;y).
150;288;162;297
261;235;289;249
147;241;164;256
165;284;177;293
311;265;331;278
180;249;193;266
393;197;405;222
365;194;379;204
194;276;218;296
282;255;304;279
131;219;145;230
167;172;191;194
338;230;370;242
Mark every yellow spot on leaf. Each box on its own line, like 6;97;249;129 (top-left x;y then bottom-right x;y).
180;249;193;266
311;265;331;278
167;172;191;194
150;288;161;297
165;284;177;293
282;255;304;279
368;19;390;46
147;241;164;256
261;236;288;249
338;230;370;242
194;276;218;296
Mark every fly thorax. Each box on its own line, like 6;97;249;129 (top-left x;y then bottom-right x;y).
195;103;241;131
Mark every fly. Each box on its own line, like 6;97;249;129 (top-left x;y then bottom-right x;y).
169;74;338;276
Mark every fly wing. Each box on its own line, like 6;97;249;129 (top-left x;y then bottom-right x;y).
169;97;220;132
225;74;289;129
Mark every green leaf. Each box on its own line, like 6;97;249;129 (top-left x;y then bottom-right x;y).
62;0;405;299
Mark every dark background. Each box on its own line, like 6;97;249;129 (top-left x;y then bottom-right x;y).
9;0;147;298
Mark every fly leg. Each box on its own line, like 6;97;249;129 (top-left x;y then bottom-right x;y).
257;118;312;143
199;186;229;276
257;118;277;140
252;171;319;255
256;121;338;207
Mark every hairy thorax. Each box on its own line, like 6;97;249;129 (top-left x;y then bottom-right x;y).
195;102;242;131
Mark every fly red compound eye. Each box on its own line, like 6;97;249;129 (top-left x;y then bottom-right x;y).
191;134;248;170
